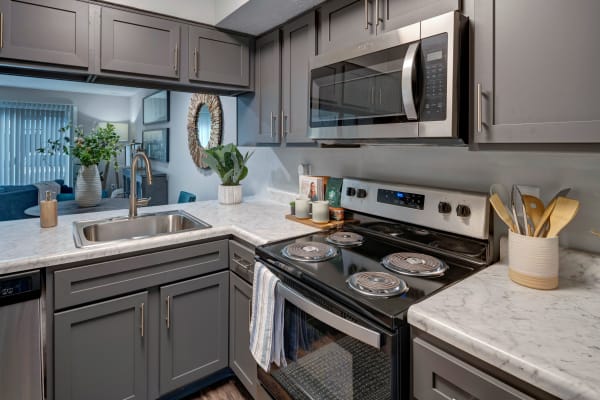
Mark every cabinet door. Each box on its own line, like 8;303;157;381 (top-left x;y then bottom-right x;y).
229;272;257;398
188;26;250;87
413;337;534;400
282;12;316;144
100;7;181;78
474;0;600;144
54;291;148;400
256;30;282;144
159;271;229;395
378;0;459;34
319;0;374;54
0;0;88;67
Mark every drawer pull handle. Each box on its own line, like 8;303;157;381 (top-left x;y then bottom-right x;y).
477;83;482;133
233;255;253;270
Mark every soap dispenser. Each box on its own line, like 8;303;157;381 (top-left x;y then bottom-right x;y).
40;191;57;228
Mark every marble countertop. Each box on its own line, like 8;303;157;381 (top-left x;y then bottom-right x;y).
408;248;600;400
0;197;320;275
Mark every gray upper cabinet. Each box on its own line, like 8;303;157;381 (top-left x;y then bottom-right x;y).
54;291;148;400
378;0;459;33
188;26;250;87
100;7;181;79
159;271;229;396
0;0;88;68
229;272;257;398
473;0;600;144
282;13;316;144
319;0;374;54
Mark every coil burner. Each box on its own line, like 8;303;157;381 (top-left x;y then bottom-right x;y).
281;241;338;262
382;252;448;277
346;271;409;297
326;231;365;247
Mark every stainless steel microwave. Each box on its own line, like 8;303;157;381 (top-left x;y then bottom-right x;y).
309;11;467;143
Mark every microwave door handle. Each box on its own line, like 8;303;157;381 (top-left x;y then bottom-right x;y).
277;283;381;349
401;42;420;120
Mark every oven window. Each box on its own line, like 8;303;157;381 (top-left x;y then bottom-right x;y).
310;42;415;128
268;302;392;400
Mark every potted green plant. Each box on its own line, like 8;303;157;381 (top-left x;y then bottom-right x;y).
203;143;253;204
37;123;122;207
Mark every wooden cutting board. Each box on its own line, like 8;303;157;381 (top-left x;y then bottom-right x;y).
285;214;355;229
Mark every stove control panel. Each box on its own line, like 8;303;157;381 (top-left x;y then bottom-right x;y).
341;178;490;240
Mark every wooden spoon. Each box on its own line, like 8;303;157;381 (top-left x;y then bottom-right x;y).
522;194;545;232
546;197;580;238
490;193;517;232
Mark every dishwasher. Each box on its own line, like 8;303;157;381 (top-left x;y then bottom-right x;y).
0;270;44;400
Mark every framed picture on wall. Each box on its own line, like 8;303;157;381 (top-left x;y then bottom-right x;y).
142;129;169;162
143;90;170;124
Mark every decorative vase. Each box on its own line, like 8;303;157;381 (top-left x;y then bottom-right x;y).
75;165;102;207
218;184;242;205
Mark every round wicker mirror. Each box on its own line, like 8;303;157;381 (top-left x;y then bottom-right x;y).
187;93;222;168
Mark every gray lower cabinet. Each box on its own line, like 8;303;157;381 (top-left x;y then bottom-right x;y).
281;12;316;144
159;271;229;395
473;0;600;144
0;0;89;67
100;7;181;79
188;26;250;87
54;291;148;400
413;337;534;400
229;272;257;398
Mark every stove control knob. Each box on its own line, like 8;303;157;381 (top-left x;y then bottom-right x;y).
346;187;356;196
456;204;471;217
438;201;452;214
356;189;367;198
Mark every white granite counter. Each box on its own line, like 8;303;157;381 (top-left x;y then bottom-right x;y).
408;248;600;400
0;197;320;275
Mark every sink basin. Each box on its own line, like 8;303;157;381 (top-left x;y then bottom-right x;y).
73;210;212;248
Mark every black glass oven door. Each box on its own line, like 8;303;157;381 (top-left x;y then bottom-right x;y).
260;284;398;400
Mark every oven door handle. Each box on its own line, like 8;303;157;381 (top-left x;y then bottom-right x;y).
277;283;381;349
401;41;420;121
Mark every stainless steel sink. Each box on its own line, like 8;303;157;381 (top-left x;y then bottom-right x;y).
73;210;211;248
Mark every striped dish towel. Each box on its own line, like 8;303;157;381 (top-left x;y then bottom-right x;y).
249;262;286;372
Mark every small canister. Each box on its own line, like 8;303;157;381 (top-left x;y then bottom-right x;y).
329;207;344;221
40;191;57;228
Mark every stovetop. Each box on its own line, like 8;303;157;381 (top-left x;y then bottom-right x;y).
256;229;480;329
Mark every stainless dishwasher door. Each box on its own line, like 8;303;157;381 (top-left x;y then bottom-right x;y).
0;270;43;400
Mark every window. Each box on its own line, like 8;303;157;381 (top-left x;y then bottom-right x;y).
0;102;74;185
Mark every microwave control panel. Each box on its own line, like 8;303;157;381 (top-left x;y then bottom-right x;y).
421;33;448;122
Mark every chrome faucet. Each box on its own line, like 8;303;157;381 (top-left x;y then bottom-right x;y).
129;150;153;218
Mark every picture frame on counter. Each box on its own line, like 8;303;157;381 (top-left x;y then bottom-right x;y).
299;176;327;201
142;129;169;162
143;90;170;124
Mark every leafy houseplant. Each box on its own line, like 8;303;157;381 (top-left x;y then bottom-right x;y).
203;143;253;204
37;123;123;207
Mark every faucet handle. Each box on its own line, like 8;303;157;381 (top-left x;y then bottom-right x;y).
136;197;152;207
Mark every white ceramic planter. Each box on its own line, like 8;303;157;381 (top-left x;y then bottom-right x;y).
75;165;102;207
218;184;242;205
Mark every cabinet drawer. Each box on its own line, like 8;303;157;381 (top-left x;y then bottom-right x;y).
229;240;255;284
413;337;534;400
54;240;228;310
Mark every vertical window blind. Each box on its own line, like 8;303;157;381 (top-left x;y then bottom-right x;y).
0;101;74;185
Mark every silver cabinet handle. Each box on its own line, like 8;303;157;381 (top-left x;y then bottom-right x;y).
401;42;420;120
270;112;277;138
379;88;382;105
193;48;198;76
375;0;382;27
371;87;375;105
140;303;145;338
232;255;252;270
165;295;171;329
270;112;274;137
0;12;3;49
477;83;482;133
174;43;179;74
277;283;381;349
364;0;372;30
281;110;288;137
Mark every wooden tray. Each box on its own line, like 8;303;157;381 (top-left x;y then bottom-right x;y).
285;214;354;229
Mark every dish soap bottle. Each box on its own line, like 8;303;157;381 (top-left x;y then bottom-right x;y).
40;191;57;228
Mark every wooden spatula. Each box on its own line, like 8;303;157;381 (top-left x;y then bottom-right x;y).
522;195;545;233
490;193;517;232
546;197;580;238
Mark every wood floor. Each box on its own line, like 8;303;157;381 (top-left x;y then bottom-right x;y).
187;379;252;400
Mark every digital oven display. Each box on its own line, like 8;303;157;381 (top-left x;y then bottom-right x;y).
377;189;425;210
